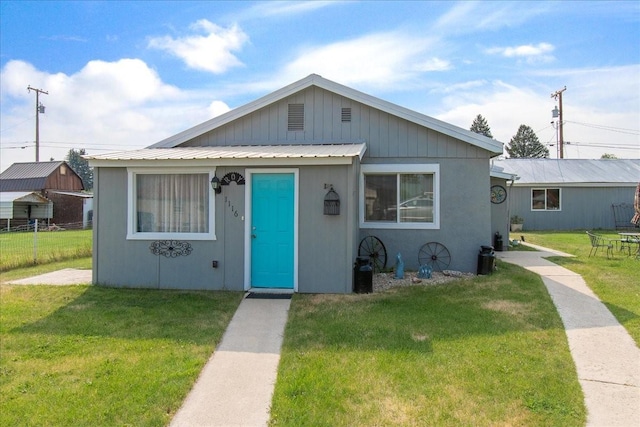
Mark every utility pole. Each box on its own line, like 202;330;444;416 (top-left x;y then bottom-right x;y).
551;86;566;158
27;85;48;162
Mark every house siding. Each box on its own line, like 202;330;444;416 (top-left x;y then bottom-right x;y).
182;87;486;160
93;164;359;292
359;157;493;273
508;186;636;231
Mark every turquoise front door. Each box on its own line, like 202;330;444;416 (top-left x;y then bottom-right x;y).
251;173;295;289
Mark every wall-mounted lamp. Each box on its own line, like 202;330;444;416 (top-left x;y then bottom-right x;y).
210;175;222;194
323;184;340;215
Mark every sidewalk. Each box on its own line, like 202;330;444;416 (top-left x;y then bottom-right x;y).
497;246;640;427
170;293;291;427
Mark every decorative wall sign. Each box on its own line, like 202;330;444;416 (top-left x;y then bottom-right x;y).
221;172;245;186
150;240;193;258
490;185;507;204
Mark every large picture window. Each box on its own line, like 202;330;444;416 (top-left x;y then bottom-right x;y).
531;188;561;211
128;169;215;240
360;164;439;229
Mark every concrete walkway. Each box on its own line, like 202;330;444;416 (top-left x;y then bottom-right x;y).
498;246;640;427
170;294;291;427
4;268;92;285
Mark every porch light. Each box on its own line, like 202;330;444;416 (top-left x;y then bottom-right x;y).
210;175;222;194
324;185;340;215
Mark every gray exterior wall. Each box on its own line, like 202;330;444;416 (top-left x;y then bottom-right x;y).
359;157;493;273
93;85;495;292
490;177;511;250
93;163;359;292
507;185;637;231
182;87;486;160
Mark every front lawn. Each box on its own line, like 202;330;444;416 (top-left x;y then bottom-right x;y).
270;261;585;426
0;285;243;427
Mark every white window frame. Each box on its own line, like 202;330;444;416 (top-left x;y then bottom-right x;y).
530;187;562;212
359;164;440;230
127;167;217;240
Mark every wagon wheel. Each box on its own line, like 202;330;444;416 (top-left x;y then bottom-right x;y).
418;242;451;272
358;236;388;273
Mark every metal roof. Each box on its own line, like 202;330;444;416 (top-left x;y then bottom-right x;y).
0;161;70;192
0;191;50;204
0;161;65;180
87;144;367;167
148;74;503;156
492;159;640;186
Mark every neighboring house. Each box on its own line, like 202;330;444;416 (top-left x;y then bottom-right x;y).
87;74;503;293
0;161;91;228
492;158;640;231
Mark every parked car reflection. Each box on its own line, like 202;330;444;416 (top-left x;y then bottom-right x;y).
385;194;433;222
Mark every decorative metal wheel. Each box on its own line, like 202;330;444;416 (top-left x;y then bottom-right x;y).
418;242;451;272
358;236;388;273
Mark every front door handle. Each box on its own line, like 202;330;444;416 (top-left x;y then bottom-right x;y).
252;234;257;239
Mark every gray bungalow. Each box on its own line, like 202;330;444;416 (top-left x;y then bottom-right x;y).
493;158;640;231
88;74;503;293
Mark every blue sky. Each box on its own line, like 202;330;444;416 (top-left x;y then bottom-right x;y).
1;1;639;171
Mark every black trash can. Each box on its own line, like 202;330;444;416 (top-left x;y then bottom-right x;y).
353;256;373;293
477;245;496;275
494;231;504;252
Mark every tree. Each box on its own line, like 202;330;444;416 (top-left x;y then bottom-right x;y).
505;125;549;158
469;114;493;138
601;153;618;159
66;148;93;190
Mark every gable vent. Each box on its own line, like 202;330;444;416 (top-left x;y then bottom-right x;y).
341;107;352;123
288;103;304;131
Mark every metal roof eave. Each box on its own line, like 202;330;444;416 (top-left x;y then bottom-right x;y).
149;74;504;155
87;144;367;168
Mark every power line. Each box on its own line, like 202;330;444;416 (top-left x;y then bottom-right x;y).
565;120;640;135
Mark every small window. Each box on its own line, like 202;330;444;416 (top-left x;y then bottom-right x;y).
60;164;67;175
360;164;440;229
341;107;352;123
531;188;561;211
288;103;304;131
127;169;215;240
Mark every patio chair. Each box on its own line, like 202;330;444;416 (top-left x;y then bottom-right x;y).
586;231;614;259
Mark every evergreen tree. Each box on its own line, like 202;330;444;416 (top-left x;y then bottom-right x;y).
505;125;549;158
469;114;493;138
66;148;93;190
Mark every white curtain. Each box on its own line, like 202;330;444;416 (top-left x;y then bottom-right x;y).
136;174;208;233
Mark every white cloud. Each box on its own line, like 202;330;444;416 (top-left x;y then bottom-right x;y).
243;1;337;18
486;43;555;63
147;20;248;73
0;59;229;170
434;2;550;34
276;31;441;90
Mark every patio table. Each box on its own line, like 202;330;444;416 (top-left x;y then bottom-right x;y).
618;232;640;258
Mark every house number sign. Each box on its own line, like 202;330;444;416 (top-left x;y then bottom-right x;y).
221;172;245;186
224;196;240;217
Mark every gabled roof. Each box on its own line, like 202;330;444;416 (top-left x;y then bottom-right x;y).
1;161;65;180
0;161;66;191
149;74;503;155
493;159;640;186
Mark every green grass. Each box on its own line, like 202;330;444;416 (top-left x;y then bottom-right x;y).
0;229;92;272
270;262;586;426
514;230;640;345
0;284;243;427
